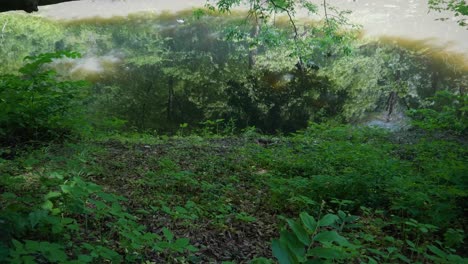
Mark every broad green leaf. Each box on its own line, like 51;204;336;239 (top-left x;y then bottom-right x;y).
367;257;378;264
308;247;346;259
272;239;293;264
338;210;346;219
97;192;119;202
45;191;61;200
281;231;306;261
12;240;23;251
77;254;94;263
90;199;108;211
42;243;68;262
318;214;339;227
314;231;349;246
299;212;317;232
60;185;72;194
42;200;54;211
287;219;311;245
28;210;48;228
427;245;447;259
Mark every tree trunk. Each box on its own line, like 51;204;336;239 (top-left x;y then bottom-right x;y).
386;91;398;122
167;77;174;121
0;0;78;13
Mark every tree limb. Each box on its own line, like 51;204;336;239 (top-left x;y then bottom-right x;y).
0;0;79;13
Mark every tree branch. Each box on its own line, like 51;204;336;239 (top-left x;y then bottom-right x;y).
266;0;304;69
0;0;79;13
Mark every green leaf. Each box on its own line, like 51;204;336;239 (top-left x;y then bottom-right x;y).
60;185;72;194
97;192;120;202
318;214;339;227
95;246;121;262
280;231;306;261
28;210;48;228
173;238;190;251
427;245;447;259
338;210;346;219
287;219;311;245
49;172;64;180
12;240;24;251
187;245;198;252
43;243;68;262
45;191;61;200
308;247;345;259
314;231;349;246
90;199;108;211
272;239;293;264
299;212;317;232
405;240;416;248
162;227;174;242
77;254;94;263
42;200;54;211
396;253;411;263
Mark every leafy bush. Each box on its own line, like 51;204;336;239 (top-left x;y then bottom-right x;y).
243;123;466;246
0;174;196;263
409;91;467;134
0;51;89;145
0;14;65;74
266;209;467;264
272;210;359;263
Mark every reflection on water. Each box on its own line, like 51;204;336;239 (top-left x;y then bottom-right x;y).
49;11;467;81
330;0;467;56
378;37;468;72
2;9;465;132
71;54;120;78
37;0;467;57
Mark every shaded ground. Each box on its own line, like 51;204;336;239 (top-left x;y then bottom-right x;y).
89;138;279;263
1;128;466;262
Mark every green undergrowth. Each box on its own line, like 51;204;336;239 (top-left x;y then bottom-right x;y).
0;124;467;263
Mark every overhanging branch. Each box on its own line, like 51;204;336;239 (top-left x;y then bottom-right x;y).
0;0;79;13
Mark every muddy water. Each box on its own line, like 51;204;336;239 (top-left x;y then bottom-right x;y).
38;0;467;56
39;0;206;19
324;0;467;54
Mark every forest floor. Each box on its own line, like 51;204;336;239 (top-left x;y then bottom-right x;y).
90;137;277;262
1;126;466;263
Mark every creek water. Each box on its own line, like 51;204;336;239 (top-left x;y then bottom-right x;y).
34;0;468;77
38;0;467;57
22;0;468;131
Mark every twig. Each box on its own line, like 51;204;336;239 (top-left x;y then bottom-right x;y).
323;0;330;26
267;0;299;41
